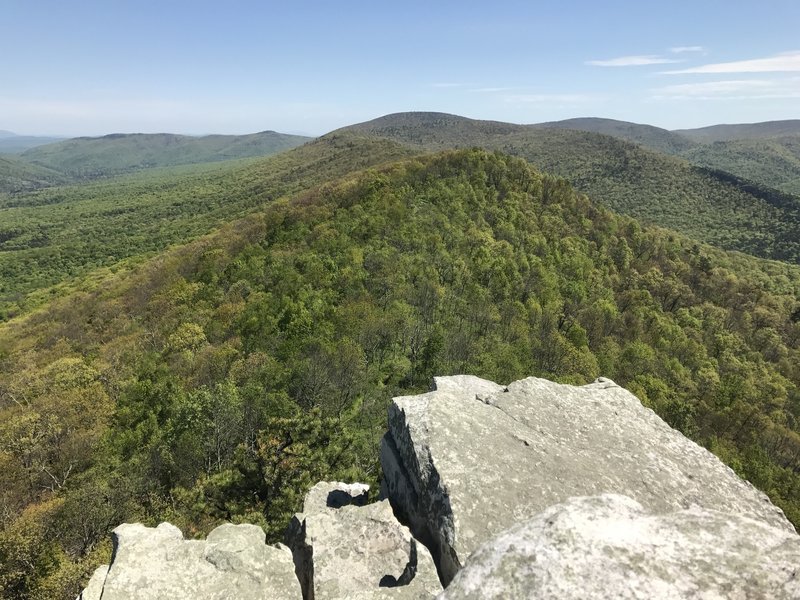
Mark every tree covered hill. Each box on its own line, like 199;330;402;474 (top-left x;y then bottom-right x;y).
680;137;800;196
676;120;800;143
0;155;67;194
521;116;800;206
18;130;312;179
0;133;416;320
533;117;697;155
339;112;800;264
1;148;799;599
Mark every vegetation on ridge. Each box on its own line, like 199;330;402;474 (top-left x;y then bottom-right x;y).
1;149;799;599
20;131;312;180
0;155;67;194
676;120;800;143
680;137;800;196
533;117;697;155
0;134;416;320
339;112;800;264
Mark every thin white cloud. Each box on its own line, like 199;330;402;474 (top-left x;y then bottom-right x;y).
587;55;682;67
651;78;800;100
670;46;705;54
663;50;800;74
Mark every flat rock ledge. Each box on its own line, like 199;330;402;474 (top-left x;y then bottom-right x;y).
440;494;800;600
77;522;300;600
285;481;442;599
380;375;794;585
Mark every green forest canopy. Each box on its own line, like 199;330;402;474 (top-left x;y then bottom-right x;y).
339;113;800;264
0;134;416;320
1;149;799;599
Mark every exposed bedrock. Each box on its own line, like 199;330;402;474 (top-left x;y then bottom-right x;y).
380;375;794;585
285;481;442;600
77;521;300;600
439;494;800;600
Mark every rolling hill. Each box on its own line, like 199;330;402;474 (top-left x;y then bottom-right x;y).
338;112;800;264
676;120;800;142
529;117;800;197
19;130;312;178
680;136;800;196
0;154;67;193
0;133;415;318
533;117;697;155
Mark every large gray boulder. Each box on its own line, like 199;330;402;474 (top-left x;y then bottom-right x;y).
286;482;441;599
381;375;794;585
439;494;800;599
77;521;300;600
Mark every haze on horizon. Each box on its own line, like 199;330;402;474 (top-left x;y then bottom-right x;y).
3;0;800;137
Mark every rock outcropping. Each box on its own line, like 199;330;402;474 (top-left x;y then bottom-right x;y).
381;375;794;585
78;522;300;600
440;493;800;599
78;375;800;600
285;482;441;599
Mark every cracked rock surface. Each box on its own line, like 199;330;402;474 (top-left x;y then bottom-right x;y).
381;375;794;585
439;494;800;600
286;481;441;599
77;522;300;600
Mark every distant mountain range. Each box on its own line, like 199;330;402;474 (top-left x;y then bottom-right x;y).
533;117;696;155
532;117;800;196
675;120;800;142
3;112;800;260
19;131;311;178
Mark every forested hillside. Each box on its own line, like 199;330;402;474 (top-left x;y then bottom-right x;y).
0;156;67;194
339;113;800;264
2;149;799;599
677;120;800;143
681;137;800;196
531;117;800;199
533;117;697;155
0;134;415;319
20;131;312;179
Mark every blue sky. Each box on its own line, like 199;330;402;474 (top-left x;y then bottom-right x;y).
2;0;799;136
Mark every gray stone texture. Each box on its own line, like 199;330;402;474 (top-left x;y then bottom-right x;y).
439;494;800;600
286;481;441;599
87;521;300;600
381;375;794;585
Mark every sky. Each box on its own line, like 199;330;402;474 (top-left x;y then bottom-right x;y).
2;0;800;136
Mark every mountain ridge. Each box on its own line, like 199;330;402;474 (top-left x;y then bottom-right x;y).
533;117;696;154
337;112;800;264
676;120;800;142
20;130;313;178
